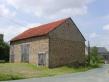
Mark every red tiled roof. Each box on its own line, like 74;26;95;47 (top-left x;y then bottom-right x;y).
11;18;68;41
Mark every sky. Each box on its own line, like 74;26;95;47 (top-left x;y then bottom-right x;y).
0;0;109;50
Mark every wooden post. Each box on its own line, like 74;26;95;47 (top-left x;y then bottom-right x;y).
88;41;90;64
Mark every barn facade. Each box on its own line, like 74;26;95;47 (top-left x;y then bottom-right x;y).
10;18;85;68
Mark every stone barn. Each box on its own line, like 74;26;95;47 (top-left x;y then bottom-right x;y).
10;18;86;68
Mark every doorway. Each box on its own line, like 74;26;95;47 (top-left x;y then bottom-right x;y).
21;43;30;63
38;53;46;66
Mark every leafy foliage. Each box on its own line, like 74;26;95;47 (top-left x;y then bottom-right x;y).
0;39;10;62
86;47;104;67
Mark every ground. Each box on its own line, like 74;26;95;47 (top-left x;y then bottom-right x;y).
4;64;109;82
0;63;91;81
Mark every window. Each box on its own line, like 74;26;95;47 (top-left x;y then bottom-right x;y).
21;43;30;63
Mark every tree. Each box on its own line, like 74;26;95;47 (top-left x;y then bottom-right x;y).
90;47;98;65
0;39;10;62
89;47;100;66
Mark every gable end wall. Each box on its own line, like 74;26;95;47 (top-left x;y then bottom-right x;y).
49;19;85;67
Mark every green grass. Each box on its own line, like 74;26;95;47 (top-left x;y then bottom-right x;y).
0;63;98;81
0;74;24;81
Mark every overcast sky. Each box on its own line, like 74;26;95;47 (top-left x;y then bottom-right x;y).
0;0;109;50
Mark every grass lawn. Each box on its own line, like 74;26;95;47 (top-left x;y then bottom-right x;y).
0;63;99;81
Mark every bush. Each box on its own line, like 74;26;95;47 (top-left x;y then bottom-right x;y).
0;60;6;63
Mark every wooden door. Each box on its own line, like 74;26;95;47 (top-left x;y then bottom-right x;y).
10;45;15;62
21;44;30;63
10;55;14;63
38;53;46;66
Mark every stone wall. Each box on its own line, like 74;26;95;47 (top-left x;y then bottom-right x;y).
49;38;85;68
49;19;85;41
10;36;49;66
49;18;85;68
